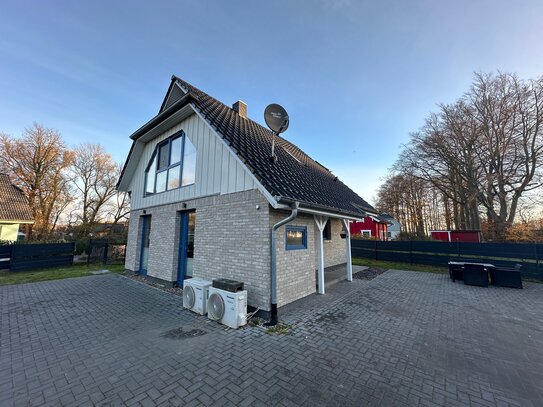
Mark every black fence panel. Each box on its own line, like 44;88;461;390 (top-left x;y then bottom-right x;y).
351;239;543;280
87;239;109;265
0;244;13;269
87;239;126;265
10;243;75;272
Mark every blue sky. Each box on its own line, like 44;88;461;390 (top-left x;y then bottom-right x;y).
1;1;542;204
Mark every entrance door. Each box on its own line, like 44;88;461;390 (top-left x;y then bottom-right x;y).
139;215;151;275
177;211;195;284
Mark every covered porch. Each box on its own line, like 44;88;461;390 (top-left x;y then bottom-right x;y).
318;263;368;290
313;214;360;294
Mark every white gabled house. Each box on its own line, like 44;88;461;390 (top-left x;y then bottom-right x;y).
117;76;377;321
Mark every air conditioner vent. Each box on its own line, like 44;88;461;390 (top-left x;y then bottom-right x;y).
208;292;225;321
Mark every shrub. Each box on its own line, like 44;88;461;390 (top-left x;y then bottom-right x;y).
75;239;89;255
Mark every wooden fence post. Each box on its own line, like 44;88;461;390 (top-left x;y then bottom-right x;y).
375;240;378;261
410;240;413;264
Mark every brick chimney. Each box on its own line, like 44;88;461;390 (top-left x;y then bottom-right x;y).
232;100;247;119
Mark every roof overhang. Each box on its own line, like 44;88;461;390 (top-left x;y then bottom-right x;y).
0;219;34;224
117;100;196;191
275;196;377;221
130;92;197;141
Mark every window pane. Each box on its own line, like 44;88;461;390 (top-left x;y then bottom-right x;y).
155;170;167;192
182;137;196;186
323;220;331;240
145;154;157;194
170;137;182;164
167;165;180;190
286;227;306;249
158;142;169;170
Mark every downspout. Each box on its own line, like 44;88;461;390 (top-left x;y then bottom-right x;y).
265;201;299;326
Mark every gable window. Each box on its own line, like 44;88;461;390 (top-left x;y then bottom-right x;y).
286;226;307;250
323;220;331;240
144;131;197;195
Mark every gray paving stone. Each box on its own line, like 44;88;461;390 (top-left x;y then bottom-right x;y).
1;272;543;406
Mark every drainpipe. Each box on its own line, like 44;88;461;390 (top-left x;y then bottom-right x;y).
265;201;299;326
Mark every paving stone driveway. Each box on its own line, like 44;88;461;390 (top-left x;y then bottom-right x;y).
1;271;542;406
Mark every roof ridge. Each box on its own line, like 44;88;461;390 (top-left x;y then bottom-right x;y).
119;75;376;217
172;75;330;175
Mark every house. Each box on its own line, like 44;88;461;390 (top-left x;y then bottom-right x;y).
0;173;34;241
117;76;377;321
350;214;391;240
430;230;482;243
380;214;401;240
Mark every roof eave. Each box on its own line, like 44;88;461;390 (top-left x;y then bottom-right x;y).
275;196;373;220
117;92;197;190
129;92;197;141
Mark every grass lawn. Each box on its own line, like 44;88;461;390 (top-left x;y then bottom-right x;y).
0;263;125;286
353;257;448;274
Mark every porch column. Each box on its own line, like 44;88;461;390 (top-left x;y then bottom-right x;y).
314;215;328;294
343;219;353;281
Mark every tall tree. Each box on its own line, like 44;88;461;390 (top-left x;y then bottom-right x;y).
388;72;543;240
105;164;131;227
0;123;74;238
71;143;119;234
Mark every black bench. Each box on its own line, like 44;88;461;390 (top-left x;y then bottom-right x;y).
490;264;523;289
462;263;489;287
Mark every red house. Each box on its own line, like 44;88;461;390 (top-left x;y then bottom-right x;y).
350;215;390;240
430;230;482;243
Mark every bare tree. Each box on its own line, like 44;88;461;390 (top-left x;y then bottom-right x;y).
105;163;131;227
71;143;118;235
0;123;74;239
388;72;543;240
467;72;543;239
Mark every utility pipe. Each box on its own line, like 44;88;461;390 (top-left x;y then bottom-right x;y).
265;202;299;326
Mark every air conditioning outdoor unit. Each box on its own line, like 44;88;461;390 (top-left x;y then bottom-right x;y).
183;279;212;315
207;287;247;329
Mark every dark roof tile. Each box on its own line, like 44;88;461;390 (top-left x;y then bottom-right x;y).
174;76;376;217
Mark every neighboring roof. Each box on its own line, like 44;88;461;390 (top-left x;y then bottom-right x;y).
366;214;392;225
379;213;399;223
0;174;34;222
120;76;377;218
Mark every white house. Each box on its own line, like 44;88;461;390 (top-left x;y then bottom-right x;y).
117;76;377;322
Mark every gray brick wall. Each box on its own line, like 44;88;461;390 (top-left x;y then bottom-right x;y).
271;211;316;308
320;218;347;268
192;190;271;311
124;189;349;311
125;213;143;272
124;189;272;310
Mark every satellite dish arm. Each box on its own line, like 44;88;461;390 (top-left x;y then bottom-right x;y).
270;117;288;163
278;117;289;133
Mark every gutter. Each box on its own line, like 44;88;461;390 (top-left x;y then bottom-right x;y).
275;196;376;220
265;201;299;327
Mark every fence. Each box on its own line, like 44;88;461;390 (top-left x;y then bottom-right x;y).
351;239;543;280
7;242;75;272
87;239;126;266
0;244;12;269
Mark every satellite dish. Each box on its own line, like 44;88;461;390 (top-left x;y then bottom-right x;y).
264;104;289;163
264;104;289;134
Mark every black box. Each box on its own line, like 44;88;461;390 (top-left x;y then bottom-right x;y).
212;278;244;293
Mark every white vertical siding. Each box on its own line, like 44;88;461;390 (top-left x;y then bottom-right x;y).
128;112;257;210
